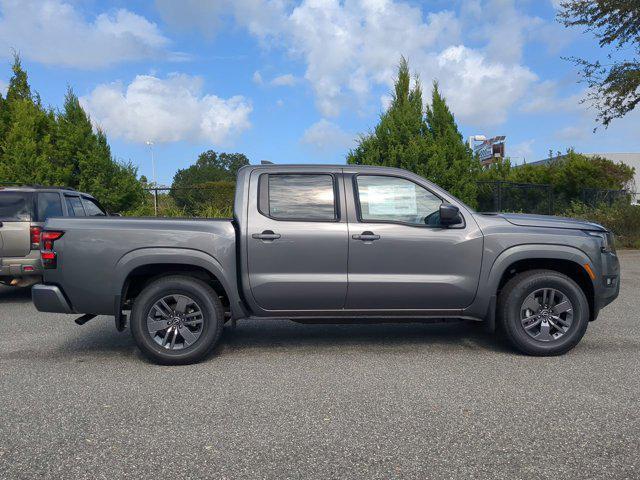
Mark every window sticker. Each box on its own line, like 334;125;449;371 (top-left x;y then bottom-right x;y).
366;184;417;215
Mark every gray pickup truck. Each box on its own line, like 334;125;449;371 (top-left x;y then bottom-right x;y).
32;165;620;364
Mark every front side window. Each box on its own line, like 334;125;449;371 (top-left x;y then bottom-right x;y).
37;193;63;221
81;197;106;216
356;175;442;226
264;174;336;221
65;195;85;217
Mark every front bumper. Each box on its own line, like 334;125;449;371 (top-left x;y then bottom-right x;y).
594;251;620;317
32;284;73;313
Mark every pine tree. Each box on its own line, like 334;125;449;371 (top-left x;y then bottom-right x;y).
347;58;479;206
425;82;478;205
347;57;429;172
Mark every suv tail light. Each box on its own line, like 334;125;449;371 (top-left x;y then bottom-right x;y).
30;226;41;250
40;230;64;269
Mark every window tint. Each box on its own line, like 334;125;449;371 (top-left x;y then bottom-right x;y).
356;175;442;225
0;192;31;221
65;196;85;217
37;193;63;221
82;197;106;216
265;174;336;221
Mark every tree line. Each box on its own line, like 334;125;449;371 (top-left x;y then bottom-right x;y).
0;55;142;212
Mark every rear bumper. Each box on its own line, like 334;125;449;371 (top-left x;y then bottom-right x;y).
32;284;73;313
0;251;42;278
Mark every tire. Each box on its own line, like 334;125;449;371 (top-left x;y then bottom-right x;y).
498;269;589;356
130;275;224;365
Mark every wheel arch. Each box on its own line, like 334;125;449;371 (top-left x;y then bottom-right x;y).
488;245;596;321
115;248;245;324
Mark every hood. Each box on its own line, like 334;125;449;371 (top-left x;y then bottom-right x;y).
488;212;607;232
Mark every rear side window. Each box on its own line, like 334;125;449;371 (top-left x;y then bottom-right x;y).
81;197;106;216
0;192;31;221
260;174;337;221
37;193;63;221
65;195;85;216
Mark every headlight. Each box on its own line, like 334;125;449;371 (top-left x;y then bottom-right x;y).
587;231;616;253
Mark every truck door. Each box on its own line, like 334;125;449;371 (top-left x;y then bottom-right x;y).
246;169;348;311
345;173;483;311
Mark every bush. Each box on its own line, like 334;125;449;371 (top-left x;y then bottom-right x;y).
171;180;235;215
563;201;640;248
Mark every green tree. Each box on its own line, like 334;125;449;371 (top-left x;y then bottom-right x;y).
0;57;142;212
171;150;249;212
558;0;640;127
424;82;478;205
347;57;429;173
348;58;478;206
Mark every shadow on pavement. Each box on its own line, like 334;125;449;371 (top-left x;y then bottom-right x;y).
0;285;32;303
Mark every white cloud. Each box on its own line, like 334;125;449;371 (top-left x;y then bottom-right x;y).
81;73;252;144
0;0;170;68
510;139;535;163
301;119;355;152
0;78;6;96
520;81;585;114
252;70;263;85
270;73;298;86
555;126;587;142
155;0;544;125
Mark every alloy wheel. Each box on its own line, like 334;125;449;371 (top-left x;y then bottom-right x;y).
520;288;574;342
147;294;204;350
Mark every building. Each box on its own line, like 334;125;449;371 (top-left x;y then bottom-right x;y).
526;152;640;204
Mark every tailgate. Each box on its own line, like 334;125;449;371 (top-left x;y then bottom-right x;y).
0;221;31;257
0;191;33;257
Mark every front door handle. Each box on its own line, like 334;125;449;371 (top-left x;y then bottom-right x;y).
252;230;281;241
352;231;380;241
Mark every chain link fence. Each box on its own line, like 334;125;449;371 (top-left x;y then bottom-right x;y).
476;181;634;215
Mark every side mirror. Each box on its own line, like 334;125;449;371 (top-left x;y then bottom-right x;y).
110;212;122;217
439;204;462;226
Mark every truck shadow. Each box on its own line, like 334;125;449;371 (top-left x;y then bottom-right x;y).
42;318;510;363
0;285;32;304
214;319;511;356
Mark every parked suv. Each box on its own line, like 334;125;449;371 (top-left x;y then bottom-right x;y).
0;186;108;287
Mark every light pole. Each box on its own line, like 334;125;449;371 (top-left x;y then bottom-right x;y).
146;141;157;216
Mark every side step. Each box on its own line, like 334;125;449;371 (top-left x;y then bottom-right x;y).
75;314;97;326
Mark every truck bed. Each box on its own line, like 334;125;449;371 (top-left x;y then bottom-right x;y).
42;216;238;315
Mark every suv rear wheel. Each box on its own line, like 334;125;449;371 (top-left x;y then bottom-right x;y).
498;269;589;356
130;275;224;365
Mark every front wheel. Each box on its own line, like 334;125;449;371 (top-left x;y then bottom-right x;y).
130;275;224;365
498;269;590;356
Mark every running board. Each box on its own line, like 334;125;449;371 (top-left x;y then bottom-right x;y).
75;314;97;325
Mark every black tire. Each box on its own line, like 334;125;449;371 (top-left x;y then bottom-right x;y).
130;275;224;365
498;269;589;356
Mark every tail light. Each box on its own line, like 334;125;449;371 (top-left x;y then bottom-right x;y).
30;226;41;249
40;230;64;269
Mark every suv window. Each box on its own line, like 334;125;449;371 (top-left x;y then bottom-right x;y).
65;195;86;217
37;192;63;221
356;175;442;226
81;196;106;216
0;192;32;221
261;174;336;221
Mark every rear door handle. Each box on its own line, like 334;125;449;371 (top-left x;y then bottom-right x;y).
352;231;380;241
252;230;281;241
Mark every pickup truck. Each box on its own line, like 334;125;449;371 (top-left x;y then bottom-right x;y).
32;165;620;364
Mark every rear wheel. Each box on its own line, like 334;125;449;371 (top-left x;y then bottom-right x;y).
130;275;224;365
498;269;589;356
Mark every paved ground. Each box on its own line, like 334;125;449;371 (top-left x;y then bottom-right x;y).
1;252;639;479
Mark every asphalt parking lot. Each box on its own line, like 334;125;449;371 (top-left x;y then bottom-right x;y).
1;251;639;480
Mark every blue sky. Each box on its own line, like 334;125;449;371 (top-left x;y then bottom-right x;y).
0;0;638;186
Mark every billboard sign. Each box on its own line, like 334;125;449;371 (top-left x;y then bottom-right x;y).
475;136;506;162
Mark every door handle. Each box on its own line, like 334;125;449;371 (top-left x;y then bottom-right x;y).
352;231;380;241
252;230;281;241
